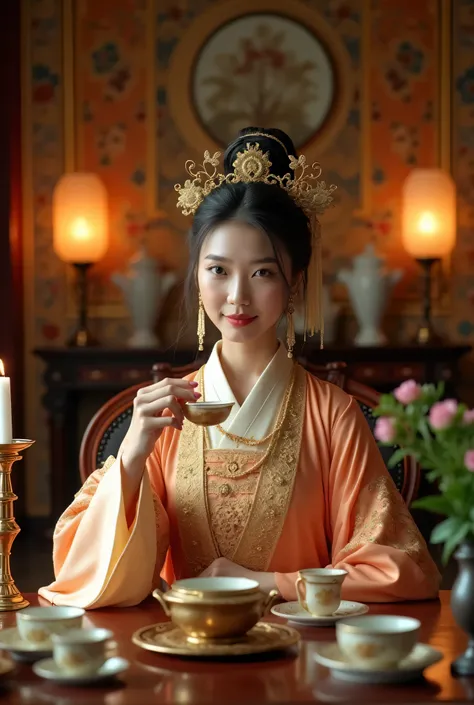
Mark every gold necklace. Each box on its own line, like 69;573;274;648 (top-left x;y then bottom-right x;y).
199;364;295;448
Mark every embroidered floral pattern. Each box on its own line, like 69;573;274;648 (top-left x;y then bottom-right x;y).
207;469;260;557
337;475;439;583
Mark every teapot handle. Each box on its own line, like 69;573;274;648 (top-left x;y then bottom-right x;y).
152;588;171;617
262;589;280;615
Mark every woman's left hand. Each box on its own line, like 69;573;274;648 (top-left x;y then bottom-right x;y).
199;557;278;593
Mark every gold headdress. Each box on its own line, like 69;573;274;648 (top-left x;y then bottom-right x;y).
175;135;336;345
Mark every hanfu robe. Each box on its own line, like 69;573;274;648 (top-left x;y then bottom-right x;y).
39;342;440;609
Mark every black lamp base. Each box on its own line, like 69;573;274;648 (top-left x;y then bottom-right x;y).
67;262;98;348
67;328;98;348
413;257;445;346
413;322;445;346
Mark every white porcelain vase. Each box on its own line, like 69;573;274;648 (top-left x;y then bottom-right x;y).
337;244;403;346
112;246;177;348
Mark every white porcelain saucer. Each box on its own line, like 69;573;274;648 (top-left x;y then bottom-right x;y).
0;627;52;663
313;642;443;684
33;656;129;686
271;601;369;626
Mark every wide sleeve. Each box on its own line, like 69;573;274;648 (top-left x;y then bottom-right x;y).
326;397;440;602
274;395;440;602
38;447;170;609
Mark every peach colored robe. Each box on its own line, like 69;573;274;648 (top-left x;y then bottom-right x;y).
39;345;440;609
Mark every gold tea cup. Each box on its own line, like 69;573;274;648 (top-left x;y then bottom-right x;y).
153;577;279;643
183;402;234;426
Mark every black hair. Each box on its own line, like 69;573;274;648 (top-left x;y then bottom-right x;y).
185;126;312;301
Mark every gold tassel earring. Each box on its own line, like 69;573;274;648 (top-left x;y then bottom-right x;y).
197;292;206;351
286;296;295;359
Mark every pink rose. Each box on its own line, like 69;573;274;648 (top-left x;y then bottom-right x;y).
393;380;421;405
464;450;474;472
374;417;396;443
429;399;458;430
464;409;474;424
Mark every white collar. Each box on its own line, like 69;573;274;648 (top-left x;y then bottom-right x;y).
204;341;293;449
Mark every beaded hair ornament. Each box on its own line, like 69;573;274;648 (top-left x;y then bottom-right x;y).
175;132;336;345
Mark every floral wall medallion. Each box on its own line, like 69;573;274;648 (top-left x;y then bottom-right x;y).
190;13;337;149
161;0;355;229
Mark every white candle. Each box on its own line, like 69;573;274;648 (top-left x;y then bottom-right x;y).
0;360;13;443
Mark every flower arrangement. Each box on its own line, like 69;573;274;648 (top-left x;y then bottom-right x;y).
374;380;474;563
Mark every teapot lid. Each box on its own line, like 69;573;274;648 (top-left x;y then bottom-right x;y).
172;577;260;596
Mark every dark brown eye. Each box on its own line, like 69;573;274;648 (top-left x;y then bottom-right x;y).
209;266;226;275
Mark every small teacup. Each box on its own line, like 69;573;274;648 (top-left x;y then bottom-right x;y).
16;606;84;648
296;568;347;616
183;402;234;427
52;628;114;676
336;615;420;669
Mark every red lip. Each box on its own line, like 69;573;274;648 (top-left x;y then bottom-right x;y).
225;315;257;327
227;315;255;321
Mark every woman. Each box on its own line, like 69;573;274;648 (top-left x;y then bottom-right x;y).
39;128;440;609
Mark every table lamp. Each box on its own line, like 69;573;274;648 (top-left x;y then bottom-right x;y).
401;168;456;345
53;172;108;347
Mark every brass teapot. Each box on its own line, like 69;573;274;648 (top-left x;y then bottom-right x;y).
153;577;279;643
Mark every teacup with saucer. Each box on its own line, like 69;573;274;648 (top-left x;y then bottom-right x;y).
0;606;85;663
313;614;442;683
271;600;369;626
274;567;368;625
33;628;129;686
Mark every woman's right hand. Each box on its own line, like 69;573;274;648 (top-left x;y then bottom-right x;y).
120;377;200;480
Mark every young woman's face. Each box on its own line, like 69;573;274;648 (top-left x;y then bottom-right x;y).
197;222;292;346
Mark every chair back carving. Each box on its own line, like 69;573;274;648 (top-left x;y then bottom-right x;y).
80;358;419;504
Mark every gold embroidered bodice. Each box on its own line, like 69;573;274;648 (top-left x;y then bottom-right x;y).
205;449;263;558
175;364;307;575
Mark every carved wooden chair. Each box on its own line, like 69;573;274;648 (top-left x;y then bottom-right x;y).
79;359;419;505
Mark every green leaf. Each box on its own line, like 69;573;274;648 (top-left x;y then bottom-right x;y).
412;495;452;515
441;522;471;565
430;517;463;544
386;447;409;468
426;470;441;482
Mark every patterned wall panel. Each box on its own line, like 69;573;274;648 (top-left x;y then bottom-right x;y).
23;0;474;515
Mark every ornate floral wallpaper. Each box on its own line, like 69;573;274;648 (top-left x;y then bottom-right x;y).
24;0;474;515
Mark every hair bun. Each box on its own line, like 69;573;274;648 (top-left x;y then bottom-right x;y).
223;127;296;178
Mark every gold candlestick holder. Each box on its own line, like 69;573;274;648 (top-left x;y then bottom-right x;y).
0;440;35;611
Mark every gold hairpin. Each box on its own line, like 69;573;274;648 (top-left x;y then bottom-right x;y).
175;142;336;218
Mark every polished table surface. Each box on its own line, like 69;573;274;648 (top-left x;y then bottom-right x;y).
0;590;471;704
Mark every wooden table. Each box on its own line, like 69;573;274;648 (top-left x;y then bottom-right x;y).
0;591;470;704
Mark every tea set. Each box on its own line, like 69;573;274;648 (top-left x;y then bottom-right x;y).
273;567;442;684
0;606;128;685
0;567;443;687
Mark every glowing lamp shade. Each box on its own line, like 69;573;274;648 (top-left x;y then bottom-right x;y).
401;169;456;259
53;173;108;264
